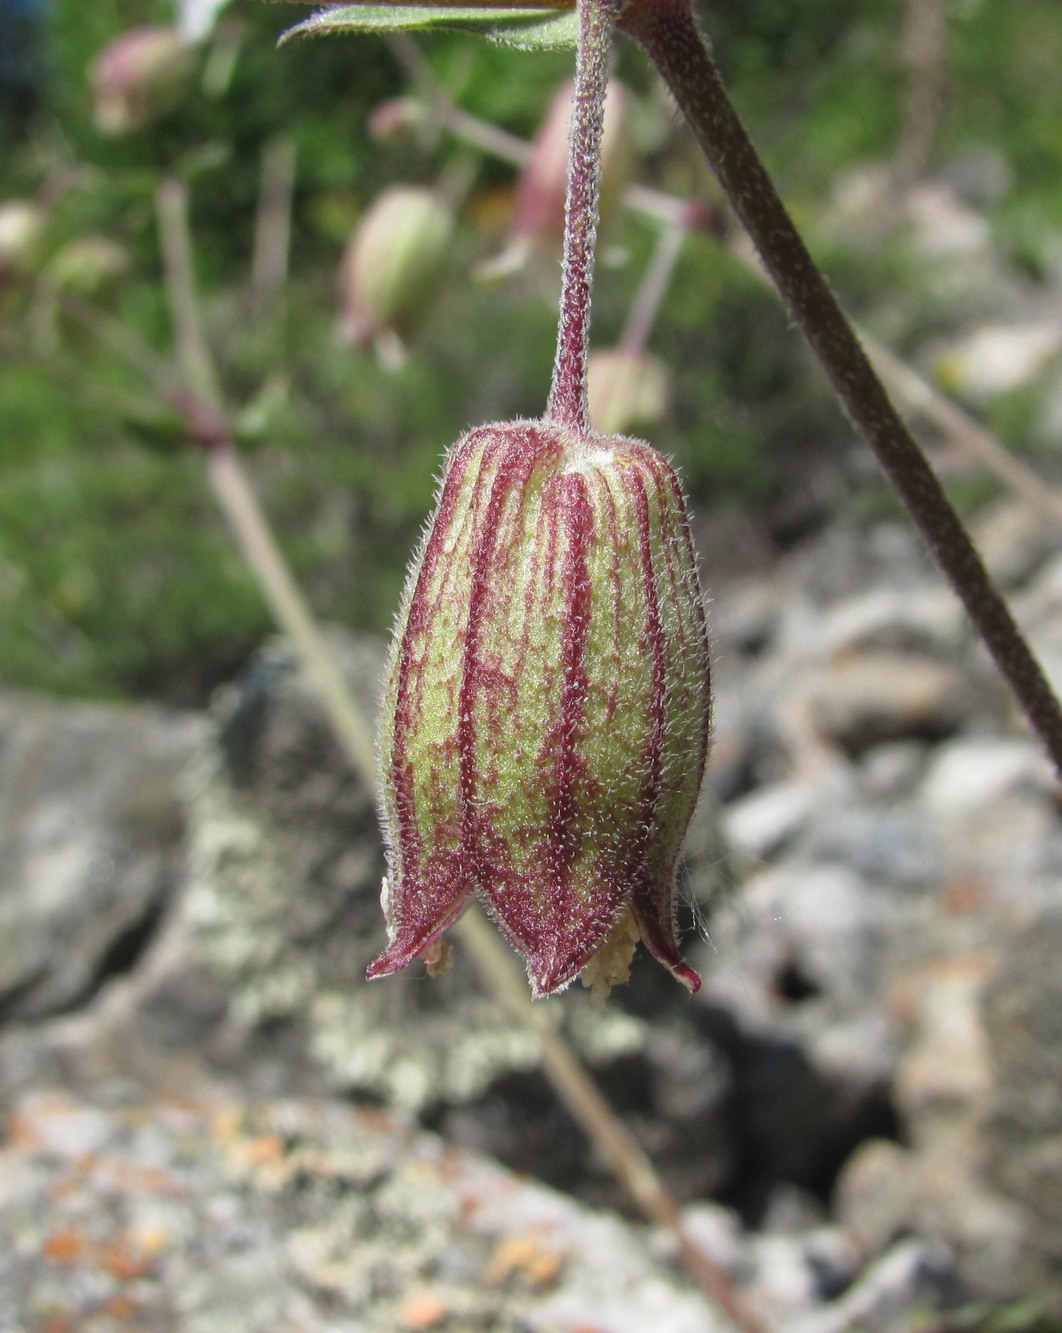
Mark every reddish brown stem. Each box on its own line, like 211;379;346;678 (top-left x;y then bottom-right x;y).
547;0;624;430
621;0;1062;779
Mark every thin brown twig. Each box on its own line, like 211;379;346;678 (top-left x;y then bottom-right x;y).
896;0;949;185
154;176;378;783
206;444;380;785
155;178;224;411
620;217;687;356
459;907;766;1333
387;33;533;167
252;136;297;307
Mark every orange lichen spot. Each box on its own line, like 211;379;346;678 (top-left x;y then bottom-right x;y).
242;1134;285;1165
942;877;986;916
356;1106;399;1136
398;1294;448;1329
49;1176;79;1203
38;1315;75;1333
5;1106;44;1151
43;1229;89;1264
104;1294;140;1321
133;1164;184;1197
484;1234;565;1289
99;1236;154;1282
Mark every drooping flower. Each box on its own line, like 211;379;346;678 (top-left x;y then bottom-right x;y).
514;78;631;248
337;186;454;363
368;417;711;998
90;26;193;136
0;200;44;284
482;78;631;279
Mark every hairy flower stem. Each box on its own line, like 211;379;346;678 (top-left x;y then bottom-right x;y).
622;0;1062;778
547;0;624;430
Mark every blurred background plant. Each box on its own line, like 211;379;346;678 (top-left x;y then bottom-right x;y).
2;0;1062;708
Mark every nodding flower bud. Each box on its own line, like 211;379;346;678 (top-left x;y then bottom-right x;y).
512;78;632;251
367;97;433;146
0;201;44;283
46;235;130;297
90;26;193;136
338;186;454;361
587;349;670;437
369;419;712;999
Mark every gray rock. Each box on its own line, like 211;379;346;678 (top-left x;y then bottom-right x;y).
802;652;973;755
834;920;1062;1311
793;785;943;891
917;738;1062;904
982;911;1062;1313
834;1138;923;1256
893;954;995;1124
971;497;1062;589
782;521;934;612
790;1238;964;1333
746;1226;859;1322
919;736;1054;818
0;1084;731;1333
709;576;785;658
1013;551;1062;695
694;864;897;1204
854;742;930;802
817;585;963;658
720;776;820;861
0;693;206;1020
703;863;883;1024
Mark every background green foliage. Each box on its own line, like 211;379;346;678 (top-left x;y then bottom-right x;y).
2;0;1061;702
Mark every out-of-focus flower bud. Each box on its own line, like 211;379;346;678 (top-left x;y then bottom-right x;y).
337;186;454;361
0;200;44;280
47;236;130;297
90;26;194;136
587;348;670;437
513;79;632;250
367;97;433;147
369;418;712;999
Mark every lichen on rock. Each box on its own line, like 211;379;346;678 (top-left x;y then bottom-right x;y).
182;630;646;1112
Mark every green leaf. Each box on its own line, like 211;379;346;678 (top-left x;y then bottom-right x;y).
480;8;577;49
279;4;577;50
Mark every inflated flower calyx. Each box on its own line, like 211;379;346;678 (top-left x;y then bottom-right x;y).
369;418;712;999
516;78;631;246
46;236;130;298
367;97;434;147
0;201;44;283
337;186;454;362
90;26;194;136
482;79;631;280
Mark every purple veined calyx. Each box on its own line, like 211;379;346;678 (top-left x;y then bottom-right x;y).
337;186;455;368
369;416;712;1000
